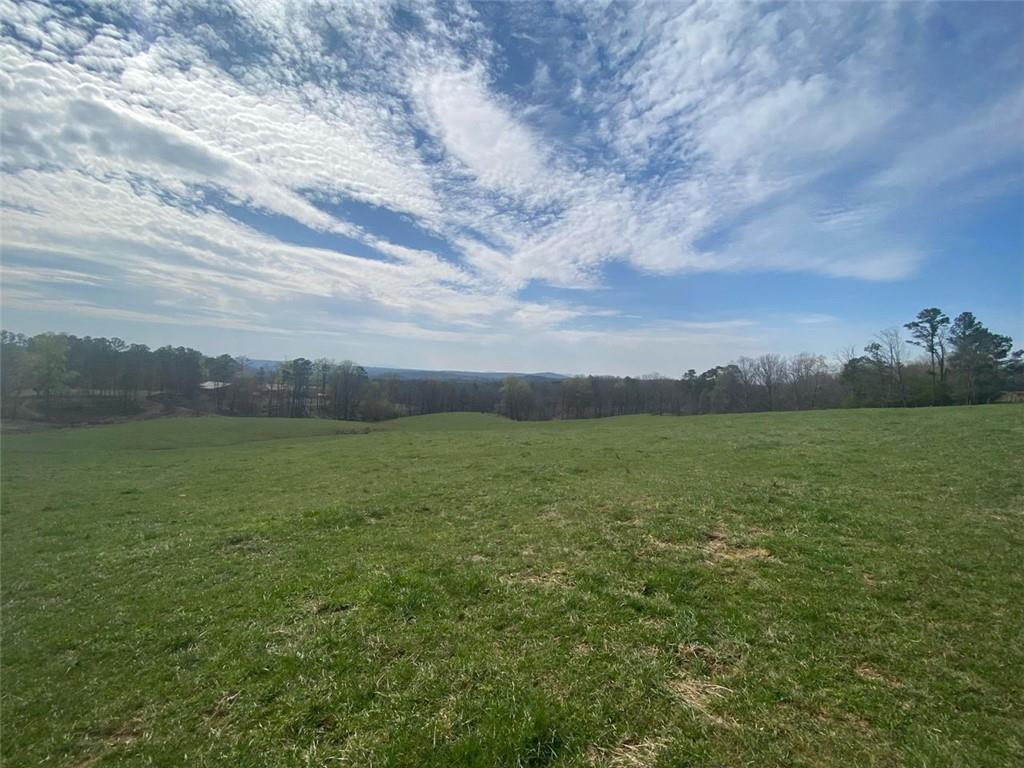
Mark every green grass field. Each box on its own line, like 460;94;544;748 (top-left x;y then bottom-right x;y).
2;408;1022;767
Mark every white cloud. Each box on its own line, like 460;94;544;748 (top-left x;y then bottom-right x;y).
0;264;105;287
414;67;551;197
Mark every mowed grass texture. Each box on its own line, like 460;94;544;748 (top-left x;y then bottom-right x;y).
2;408;1022;767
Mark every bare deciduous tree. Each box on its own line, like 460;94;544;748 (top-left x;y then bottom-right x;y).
753;353;788;411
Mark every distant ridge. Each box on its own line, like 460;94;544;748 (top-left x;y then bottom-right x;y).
363;367;567;382
242;359;567;382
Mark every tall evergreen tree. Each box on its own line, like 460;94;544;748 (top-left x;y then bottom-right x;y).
948;312;1013;404
904;308;950;405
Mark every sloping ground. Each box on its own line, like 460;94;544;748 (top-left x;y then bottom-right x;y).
2;407;1022;767
2;415;368;452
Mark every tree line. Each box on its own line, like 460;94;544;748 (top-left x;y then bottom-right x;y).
1;307;1019;423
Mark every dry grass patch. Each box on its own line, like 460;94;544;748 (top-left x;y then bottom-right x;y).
856;664;902;688
701;529;773;563
587;735;670;767
540;504;566;522
643;535;687;554
304;598;354;615
666;672;734;722
675;642;732;673
572;642;594;657
500;568;572;589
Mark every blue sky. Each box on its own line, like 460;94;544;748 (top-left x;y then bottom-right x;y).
1;0;1021;375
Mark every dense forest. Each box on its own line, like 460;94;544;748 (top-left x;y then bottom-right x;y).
1;308;1020;424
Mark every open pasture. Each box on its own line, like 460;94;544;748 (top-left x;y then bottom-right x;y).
2;408;1022;766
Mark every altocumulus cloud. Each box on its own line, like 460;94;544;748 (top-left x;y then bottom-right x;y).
1;0;1021;373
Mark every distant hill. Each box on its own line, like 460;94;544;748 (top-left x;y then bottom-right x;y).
242;359;282;372
363;367;567;382
241;359;566;382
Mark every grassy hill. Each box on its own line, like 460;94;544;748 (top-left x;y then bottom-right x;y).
2;408;1022;767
